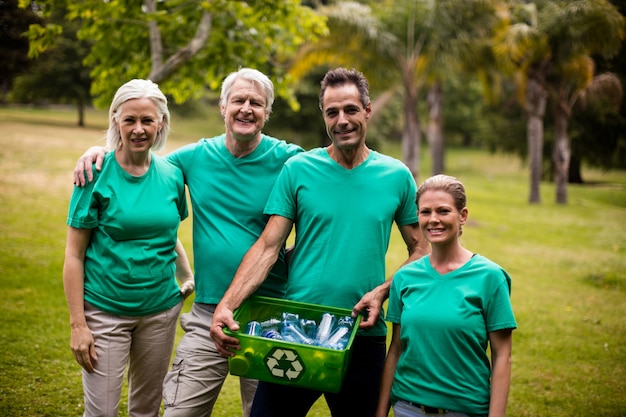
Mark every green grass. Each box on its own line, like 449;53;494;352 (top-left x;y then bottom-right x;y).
1;105;625;416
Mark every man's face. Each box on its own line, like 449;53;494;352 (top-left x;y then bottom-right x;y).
321;84;371;151
221;79;268;142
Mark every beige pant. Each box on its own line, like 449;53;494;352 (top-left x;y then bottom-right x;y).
82;301;183;417
162;303;258;417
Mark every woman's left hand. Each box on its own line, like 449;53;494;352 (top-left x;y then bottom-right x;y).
179;278;195;299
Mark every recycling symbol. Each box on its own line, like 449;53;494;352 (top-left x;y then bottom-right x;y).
264;347;306;382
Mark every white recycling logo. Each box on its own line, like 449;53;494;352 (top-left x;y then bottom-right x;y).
264;347;306;381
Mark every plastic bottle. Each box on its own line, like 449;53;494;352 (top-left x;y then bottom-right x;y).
281;321;315;345
245;321;262;336
300;319;317;339
322;316;354;350
315;313;336;345
262;329;283;340
281;312;299;323
260;317;281;329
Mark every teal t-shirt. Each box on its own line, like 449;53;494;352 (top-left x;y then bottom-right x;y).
386;254;518;416
67;152;188;316
264;148;418;337
166;134;303;305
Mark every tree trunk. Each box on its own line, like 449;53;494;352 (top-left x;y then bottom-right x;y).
77;99;85;127
553;94;571;204
144;0;163;71
402;86;422;182
399;60;422;182
568;156;583;184
524;73;548;204
146;0;213;83
427;82;444;175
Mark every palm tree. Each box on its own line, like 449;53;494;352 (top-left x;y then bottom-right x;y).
290;0;502;182
493;0;625;204
290;1;426;179
417;0;503;175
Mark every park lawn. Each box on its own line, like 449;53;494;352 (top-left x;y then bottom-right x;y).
0;106;624;416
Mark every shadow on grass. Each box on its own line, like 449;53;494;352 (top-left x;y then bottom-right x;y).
584;272;626;292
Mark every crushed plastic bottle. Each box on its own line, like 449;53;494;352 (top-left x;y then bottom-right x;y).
321;316;354;350
245;321;262;336
315;313;336;345
247;310;354;348
299;319;317;339
281;321;316;345
262;329;283;340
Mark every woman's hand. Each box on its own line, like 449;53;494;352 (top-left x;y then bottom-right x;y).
70;324;98;373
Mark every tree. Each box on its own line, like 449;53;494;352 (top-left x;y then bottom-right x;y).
289;1;426;179
0;0;43;100
289;0;503;182
569;72;625;179
492;0;625;204
414;0;502;175
9;6;91;126
21;0;327;108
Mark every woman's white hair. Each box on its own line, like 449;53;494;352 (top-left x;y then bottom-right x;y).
106;79;170;151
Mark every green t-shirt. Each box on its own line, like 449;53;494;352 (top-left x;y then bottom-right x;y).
386;254;518;416
264;148;418;336
166;134;303;305
67;152;188;316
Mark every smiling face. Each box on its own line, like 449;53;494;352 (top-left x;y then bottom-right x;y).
221;78;268;143
116;97;162;154
418;189;468;246
321;84;371;151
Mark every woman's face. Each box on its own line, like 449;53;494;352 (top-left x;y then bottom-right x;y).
116;97;162;153
418;190;467;245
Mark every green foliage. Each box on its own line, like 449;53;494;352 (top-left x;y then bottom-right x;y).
570;103;626;170
1;107;625;416
23;0;327;108
0;0;44;95
9;7;91;117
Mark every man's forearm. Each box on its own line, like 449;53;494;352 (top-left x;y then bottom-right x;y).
220;240;280;311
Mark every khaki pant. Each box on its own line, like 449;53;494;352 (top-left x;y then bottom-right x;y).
162;303;258;417
82;301;183;417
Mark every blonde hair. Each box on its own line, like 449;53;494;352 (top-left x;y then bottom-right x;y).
106;79;170;151
417;174;467;235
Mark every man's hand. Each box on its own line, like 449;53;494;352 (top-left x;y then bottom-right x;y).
352;284;388;330
209;304;242;356
73;146;107;186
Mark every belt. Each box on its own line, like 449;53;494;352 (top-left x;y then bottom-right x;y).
195;303;217;313
409;402;449;415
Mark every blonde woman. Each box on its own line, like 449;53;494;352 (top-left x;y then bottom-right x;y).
377;174;517;417
63;79;193;417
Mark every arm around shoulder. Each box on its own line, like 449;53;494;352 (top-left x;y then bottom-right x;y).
73;146;108;186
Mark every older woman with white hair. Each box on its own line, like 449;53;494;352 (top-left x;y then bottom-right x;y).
63;79;194;417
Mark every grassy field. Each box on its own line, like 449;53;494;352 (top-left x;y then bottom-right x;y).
1;105;625;416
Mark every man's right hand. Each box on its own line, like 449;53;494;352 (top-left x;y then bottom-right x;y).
73;146;107;186
209;304;242;356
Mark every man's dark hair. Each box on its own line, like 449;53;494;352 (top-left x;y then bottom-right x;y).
319;68;370;110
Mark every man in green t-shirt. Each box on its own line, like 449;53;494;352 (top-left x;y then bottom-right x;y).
210;68;430;417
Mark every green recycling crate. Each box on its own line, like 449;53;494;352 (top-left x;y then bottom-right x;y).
224;295;361;393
